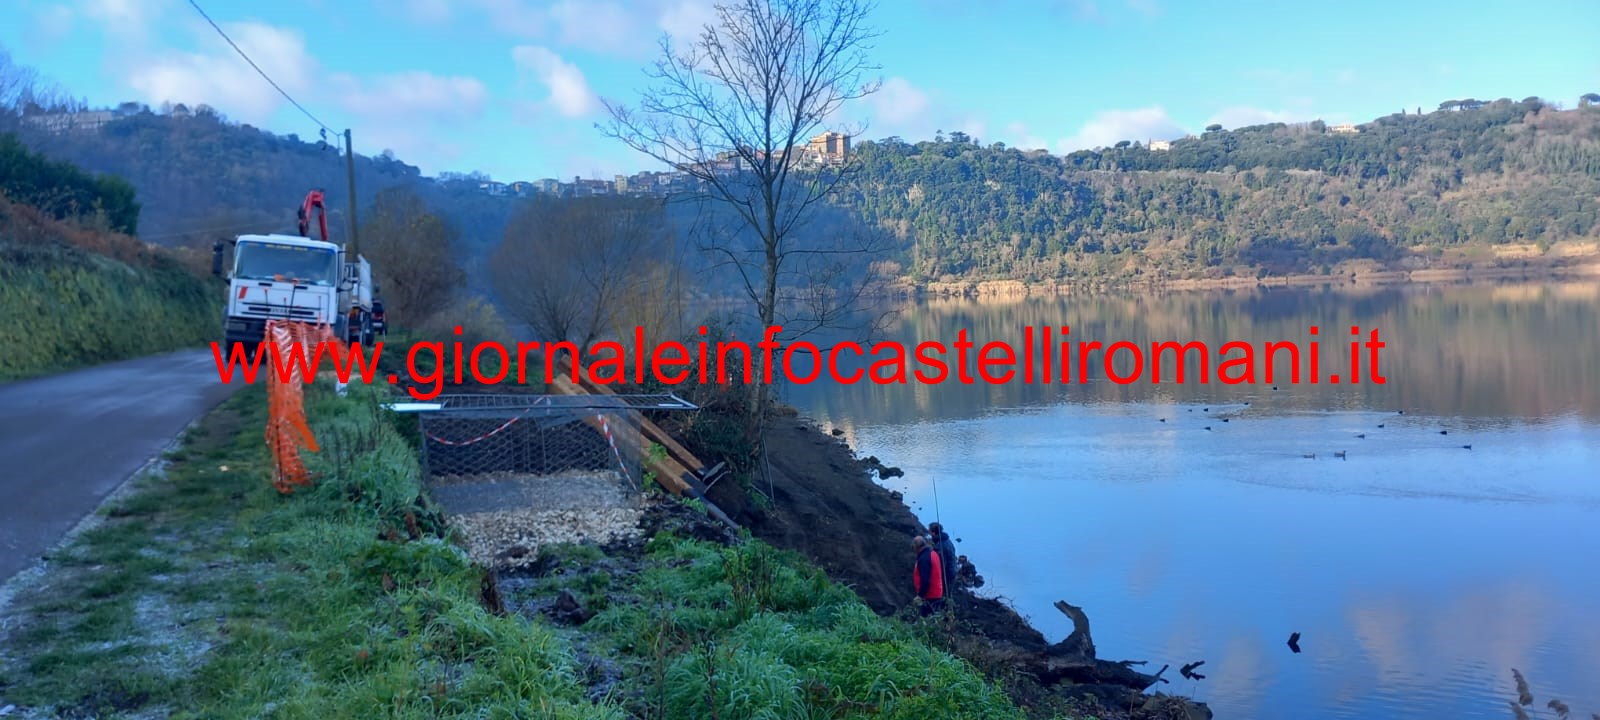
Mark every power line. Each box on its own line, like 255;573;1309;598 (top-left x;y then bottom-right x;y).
185;0;336;136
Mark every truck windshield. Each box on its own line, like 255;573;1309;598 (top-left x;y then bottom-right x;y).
233;242;338;286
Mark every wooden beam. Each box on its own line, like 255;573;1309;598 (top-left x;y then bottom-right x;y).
548;359;710;477
544;373;692;495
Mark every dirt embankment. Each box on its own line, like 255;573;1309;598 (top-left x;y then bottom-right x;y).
704;411;1208;719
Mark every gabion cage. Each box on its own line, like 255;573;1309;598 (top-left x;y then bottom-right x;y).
411;393;695;567
417;393;696;491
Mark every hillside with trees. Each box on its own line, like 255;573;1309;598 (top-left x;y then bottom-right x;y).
842;97;1600;282
8;35;1598;291
0;137;215;380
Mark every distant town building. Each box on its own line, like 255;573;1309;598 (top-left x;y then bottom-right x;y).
480;181;507;196
805;131;850;167
1330;123;1360;134
509;181;533;197
1148;139;1172;151
570;178;614;197
24;110;114;134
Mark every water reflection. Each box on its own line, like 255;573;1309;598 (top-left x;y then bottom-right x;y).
781;281;1600;427
783;282;1600;720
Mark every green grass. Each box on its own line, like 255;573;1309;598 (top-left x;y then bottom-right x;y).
0;385;613;719
532;537;1028;720
0;241;218;381
0;384;1038;720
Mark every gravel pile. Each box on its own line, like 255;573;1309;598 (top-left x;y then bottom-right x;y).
428;470;643;570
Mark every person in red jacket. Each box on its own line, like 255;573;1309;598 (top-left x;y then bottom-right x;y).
912;535;945;616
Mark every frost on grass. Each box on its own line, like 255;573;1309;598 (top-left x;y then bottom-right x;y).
0;460;226;718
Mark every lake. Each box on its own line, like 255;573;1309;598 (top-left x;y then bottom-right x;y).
780;281;1600;720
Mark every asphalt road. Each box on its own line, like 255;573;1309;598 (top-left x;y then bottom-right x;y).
0;349;240;583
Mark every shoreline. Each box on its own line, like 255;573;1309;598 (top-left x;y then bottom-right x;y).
702;407;1209;718
878;254;1600;299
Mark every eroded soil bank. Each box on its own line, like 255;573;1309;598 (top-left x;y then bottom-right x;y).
688;409;1210;719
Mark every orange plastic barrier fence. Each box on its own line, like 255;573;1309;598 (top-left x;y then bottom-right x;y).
264;319;345;493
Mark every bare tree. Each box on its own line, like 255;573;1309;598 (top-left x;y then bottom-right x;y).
358;187;465;328
491;195;682;348
600;0;883;423
0;49;88;141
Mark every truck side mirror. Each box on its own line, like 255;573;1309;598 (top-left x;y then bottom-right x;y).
211;240;224;277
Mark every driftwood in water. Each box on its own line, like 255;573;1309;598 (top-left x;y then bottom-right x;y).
1028;599;1174;692
1052;600;1096;659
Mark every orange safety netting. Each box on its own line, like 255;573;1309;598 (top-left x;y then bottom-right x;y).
264;319;346;493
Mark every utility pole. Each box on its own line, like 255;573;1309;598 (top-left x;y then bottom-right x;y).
343;128;359;257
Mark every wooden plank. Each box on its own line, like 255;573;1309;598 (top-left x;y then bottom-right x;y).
557;359;709;473
544;373;693;495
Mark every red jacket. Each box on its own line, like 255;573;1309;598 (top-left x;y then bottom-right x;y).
914;547;945;600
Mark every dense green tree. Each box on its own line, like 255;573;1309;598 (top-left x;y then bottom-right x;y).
0;133;139;233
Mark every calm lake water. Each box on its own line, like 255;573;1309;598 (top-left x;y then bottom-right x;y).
781;282;1600;720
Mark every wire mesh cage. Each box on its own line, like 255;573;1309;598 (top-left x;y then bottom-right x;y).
418;394;695;489
412;393;698;568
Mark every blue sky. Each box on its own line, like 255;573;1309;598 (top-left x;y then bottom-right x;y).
4;0;1597;181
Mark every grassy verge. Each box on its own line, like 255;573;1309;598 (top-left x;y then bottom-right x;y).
0;384;1035;719
0;385;609;718
520;536;1028;719
0;193;219;382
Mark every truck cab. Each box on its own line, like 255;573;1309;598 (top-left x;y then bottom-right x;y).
220;233;348;349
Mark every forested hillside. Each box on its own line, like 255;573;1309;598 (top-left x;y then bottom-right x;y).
12;109;515;270
842;97;1600;281
0;137;215;379
15;95;1600;289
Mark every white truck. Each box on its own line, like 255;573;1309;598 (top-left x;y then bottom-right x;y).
215;233;375;349
213;190;376;350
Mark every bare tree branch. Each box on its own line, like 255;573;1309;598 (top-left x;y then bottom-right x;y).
599;0;882;426
492;196;683;349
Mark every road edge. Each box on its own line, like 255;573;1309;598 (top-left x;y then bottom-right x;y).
0;420;194;622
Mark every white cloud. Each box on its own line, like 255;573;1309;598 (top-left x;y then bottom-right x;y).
35;4;75;40
1206;106;1297;129
81;0;162;29
512;45;598;118
403;0;452;24
126;21;314;124
332;72;488;119
465;0;548;36
1056;106;1185;151
657;0;717;45
1001;121;1051;151
360;124;467;172
549;0;645;55
1058;0;1157;21
867;76;930;126
1126;0;1160;16
951;118;988;142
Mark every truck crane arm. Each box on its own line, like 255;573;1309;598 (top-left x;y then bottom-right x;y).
297;189;328;241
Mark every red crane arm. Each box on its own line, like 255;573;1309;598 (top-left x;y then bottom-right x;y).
297;189;328;241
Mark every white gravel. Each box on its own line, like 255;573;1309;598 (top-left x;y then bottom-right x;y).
429;470;643;569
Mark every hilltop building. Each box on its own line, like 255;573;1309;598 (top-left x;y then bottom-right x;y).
24;110;114;134
805;131;850;166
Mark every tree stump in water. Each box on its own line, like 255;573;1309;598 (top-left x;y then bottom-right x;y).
1053;600;1096;659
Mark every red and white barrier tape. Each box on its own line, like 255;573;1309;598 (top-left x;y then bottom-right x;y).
597;413;631;482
